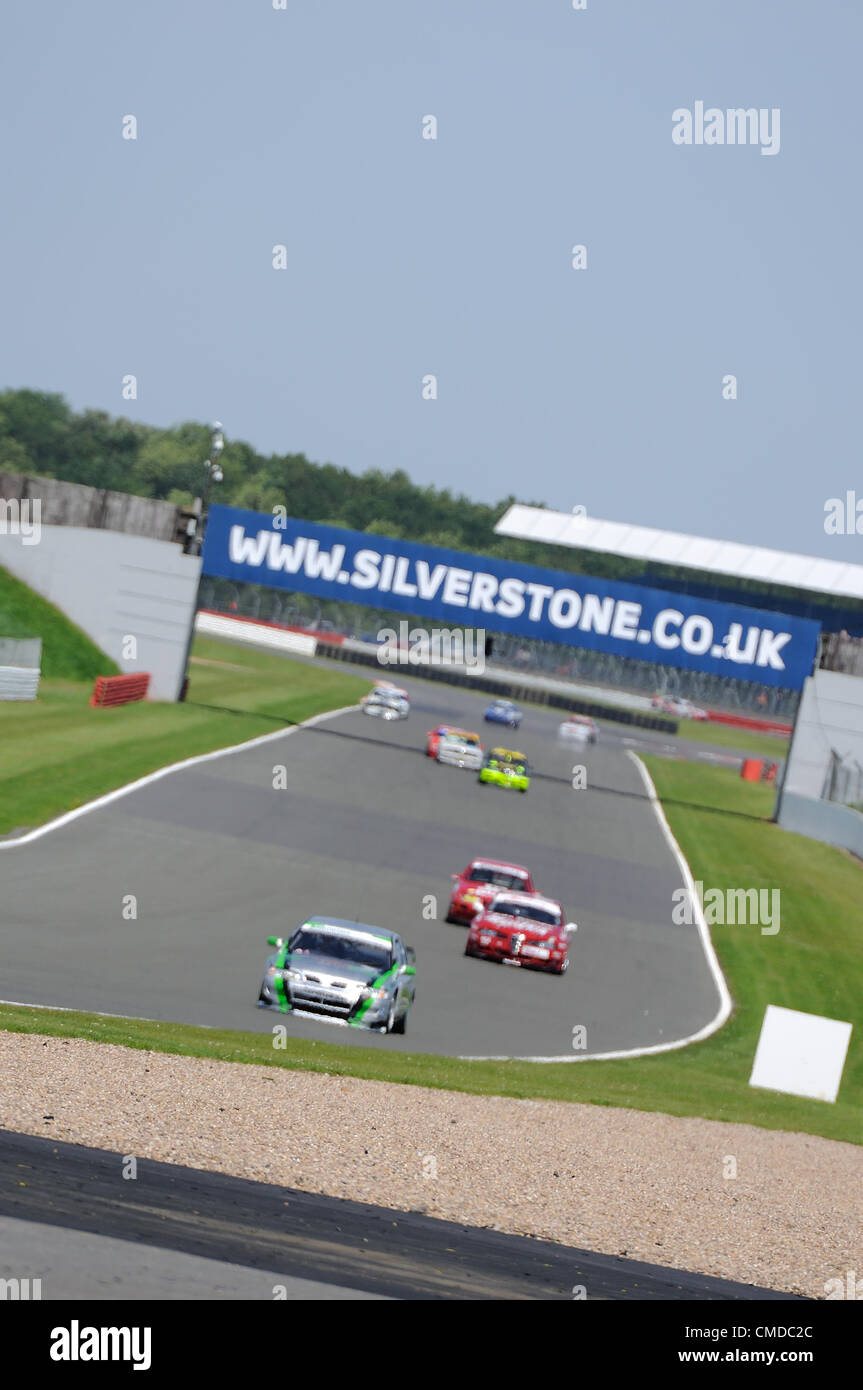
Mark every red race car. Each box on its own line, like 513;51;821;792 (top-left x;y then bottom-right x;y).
464;890;576;974
446;859;536;925
426;724;455;757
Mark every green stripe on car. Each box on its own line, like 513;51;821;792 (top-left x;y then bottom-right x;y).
273;974;291;1013
350;960;400;1026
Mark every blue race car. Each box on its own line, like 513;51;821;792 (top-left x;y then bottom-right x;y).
483;699;522;729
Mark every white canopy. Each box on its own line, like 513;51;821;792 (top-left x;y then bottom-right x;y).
494;505;863;601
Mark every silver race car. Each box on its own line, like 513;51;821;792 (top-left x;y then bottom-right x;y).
258;918;416;1033
360;688;410;720
436;728;484;770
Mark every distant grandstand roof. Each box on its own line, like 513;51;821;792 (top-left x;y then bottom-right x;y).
494;505;863;602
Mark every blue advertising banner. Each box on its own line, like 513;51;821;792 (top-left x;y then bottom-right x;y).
202;506;821;690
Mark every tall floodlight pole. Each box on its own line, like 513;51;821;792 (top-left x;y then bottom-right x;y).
194;422;224;556
177;422;224;701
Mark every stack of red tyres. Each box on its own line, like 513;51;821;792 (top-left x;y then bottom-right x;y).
89;673;151;708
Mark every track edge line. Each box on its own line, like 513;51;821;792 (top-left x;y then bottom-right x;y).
0;703;361;849
461;750;734;1062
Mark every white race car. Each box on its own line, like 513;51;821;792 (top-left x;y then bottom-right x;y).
374;681;409;697
436;728;484;770
361;688;410;720
557;714;598;744
651;695;708;720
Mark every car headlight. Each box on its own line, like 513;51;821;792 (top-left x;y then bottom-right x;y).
363;986;388;1001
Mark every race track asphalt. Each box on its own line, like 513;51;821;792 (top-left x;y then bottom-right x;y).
0;680;725;1058
0;1131;799;1301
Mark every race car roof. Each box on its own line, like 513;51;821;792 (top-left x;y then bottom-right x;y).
487;891;561;912
488;747;527;759
297;918;397;947
466;859;531;877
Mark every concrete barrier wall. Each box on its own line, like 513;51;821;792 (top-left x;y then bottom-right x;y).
0;527;200;700
0;637;42;668
0;471;182;542
783;669;863;799
777;791;863;859
195;611;317;656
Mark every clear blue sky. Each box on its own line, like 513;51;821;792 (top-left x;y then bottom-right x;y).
1;0;859;562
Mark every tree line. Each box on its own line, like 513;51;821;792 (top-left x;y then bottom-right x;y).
0;387;636;577
1;388;849;628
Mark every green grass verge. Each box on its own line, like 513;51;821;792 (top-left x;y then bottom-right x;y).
648;758;777;819
0;563;116;681
0;636;370;835
675;719;790;758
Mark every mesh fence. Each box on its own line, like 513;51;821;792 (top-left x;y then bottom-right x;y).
199;577;802;719
822;750;863;809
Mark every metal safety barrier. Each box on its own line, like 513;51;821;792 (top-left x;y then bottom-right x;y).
195;610;318;656
0;664;40;700
318;642;680;733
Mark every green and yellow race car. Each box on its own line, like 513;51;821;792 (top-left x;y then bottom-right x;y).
478;747;530;792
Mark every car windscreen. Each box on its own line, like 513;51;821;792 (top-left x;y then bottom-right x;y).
491;902;560;926
288;929;392;972
444;732;478;745
468;868;529;889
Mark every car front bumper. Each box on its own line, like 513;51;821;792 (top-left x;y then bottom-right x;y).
257;977;394;1028
467;938;566;970
478;771;529;790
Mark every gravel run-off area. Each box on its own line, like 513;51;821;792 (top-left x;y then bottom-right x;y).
1;1032;860;1298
